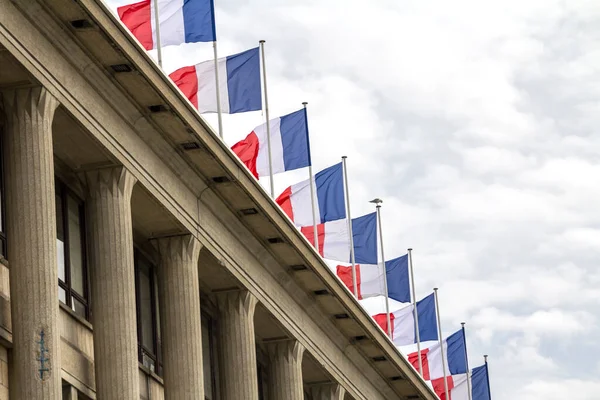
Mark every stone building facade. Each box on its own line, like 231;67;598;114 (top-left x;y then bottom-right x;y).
0;0;438;399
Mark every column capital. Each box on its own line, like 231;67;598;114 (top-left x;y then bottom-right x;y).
84;166;137;201
151;234;202;266
310;383;346;400
216;289;257;319
266;338;305;400
1;86;59;125
266;338;305;365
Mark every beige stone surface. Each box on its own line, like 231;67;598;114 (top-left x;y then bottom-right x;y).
267;340;305;400
154;235;203;400
311;383;346;400
85;166;138;400
217;290;259;400
2;87;61;399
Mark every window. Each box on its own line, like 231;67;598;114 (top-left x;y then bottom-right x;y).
55;181;89;319
62;382;92;400
134;251;162;376
202;314;217;400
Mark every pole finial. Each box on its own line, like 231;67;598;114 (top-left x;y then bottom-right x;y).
433;287;438;291
259;39;266;43
302;101;308;106
408;247;413;251
342;155;347;159
461;322;466;327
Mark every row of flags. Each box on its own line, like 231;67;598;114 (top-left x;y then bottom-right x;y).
115;1;493;399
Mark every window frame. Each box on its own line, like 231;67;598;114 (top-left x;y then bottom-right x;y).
55;179;89;320
134;249;162;376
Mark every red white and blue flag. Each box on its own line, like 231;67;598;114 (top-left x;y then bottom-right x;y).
432;364;490;400
372;293;438;346
301;213;378;264
170;47;261;114
231;109;310;178
276;163;345;227
118;0;216;50
335;255;410;302
407;329;468;381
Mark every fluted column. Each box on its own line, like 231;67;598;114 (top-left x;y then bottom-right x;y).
2;87;60;399
267;339;305;400
153;235;203;400
85;166;138;400
217;290;259;400
311;383;346;400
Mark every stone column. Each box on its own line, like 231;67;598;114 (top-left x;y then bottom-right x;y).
85;166;138;400
2;87;61;399
267;339;305;400
153;235;203;400
311;383;346;400
217;290;259;400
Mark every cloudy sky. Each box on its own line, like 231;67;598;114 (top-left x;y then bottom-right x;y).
107;1;600;398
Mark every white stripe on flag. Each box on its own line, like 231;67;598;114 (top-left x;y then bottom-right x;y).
256;118;285;176
195;58;230;114
322;218;349;262
427;341;449;380
290;180;319;226
392;304;416;346
152;0;186;48
359;264;385;298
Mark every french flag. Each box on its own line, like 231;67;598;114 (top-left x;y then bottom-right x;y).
118;0;216;50
432;374;468;400
231;109;310;179
407;329;467;381
169;47;261;114
276;163;345;227
432;364;490;400
301;213;378;264
335;255;410;302
372;293;438;346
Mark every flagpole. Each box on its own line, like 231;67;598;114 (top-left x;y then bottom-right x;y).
484;355;492;400
462;322;473;400
152;0;163;67
259;40;275;198
341;156;358;297
408;248;423;376
304;102;319;253
434;287;450;400
212;41;224;139
371;199;391;337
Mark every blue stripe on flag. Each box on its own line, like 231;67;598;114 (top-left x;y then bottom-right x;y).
352;212;377;264
446;329;468;375
386;255;410;303
280;109;310;172
314;163;345;223
471;365;491;400
225;47;262;113
183;0;216;43
416;293;438;342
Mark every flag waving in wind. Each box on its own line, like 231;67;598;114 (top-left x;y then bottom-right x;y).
372;293;438;346
170;47;261;114
407;329;468;381
277;163;345;226
118;0;216;50
301;213;378;264
232;109;310;178
432;364;490;400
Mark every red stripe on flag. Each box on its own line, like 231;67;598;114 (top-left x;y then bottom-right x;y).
276;186;294;221
432;375;456;400
231;132;260;178
408;347;431;380
300;223;325;256
169;66;199;109
336;265;362;298
118;0;153;50
372;313;388;334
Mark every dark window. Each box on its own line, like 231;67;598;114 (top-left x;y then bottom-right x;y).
134;251;162;376
202;314;217;400
55;181;89;319
257;362;267;400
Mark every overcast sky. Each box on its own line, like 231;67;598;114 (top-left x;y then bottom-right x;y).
107;1;600;398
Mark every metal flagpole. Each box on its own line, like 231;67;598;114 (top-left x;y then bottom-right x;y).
484;355;492;400
212;41;224;139
434;287;450;400
341;156;358;297
408;248;423;376
304;102;319;253
462;322;473;400
259;40;275;198
152;0;163;67
371;199;391;337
